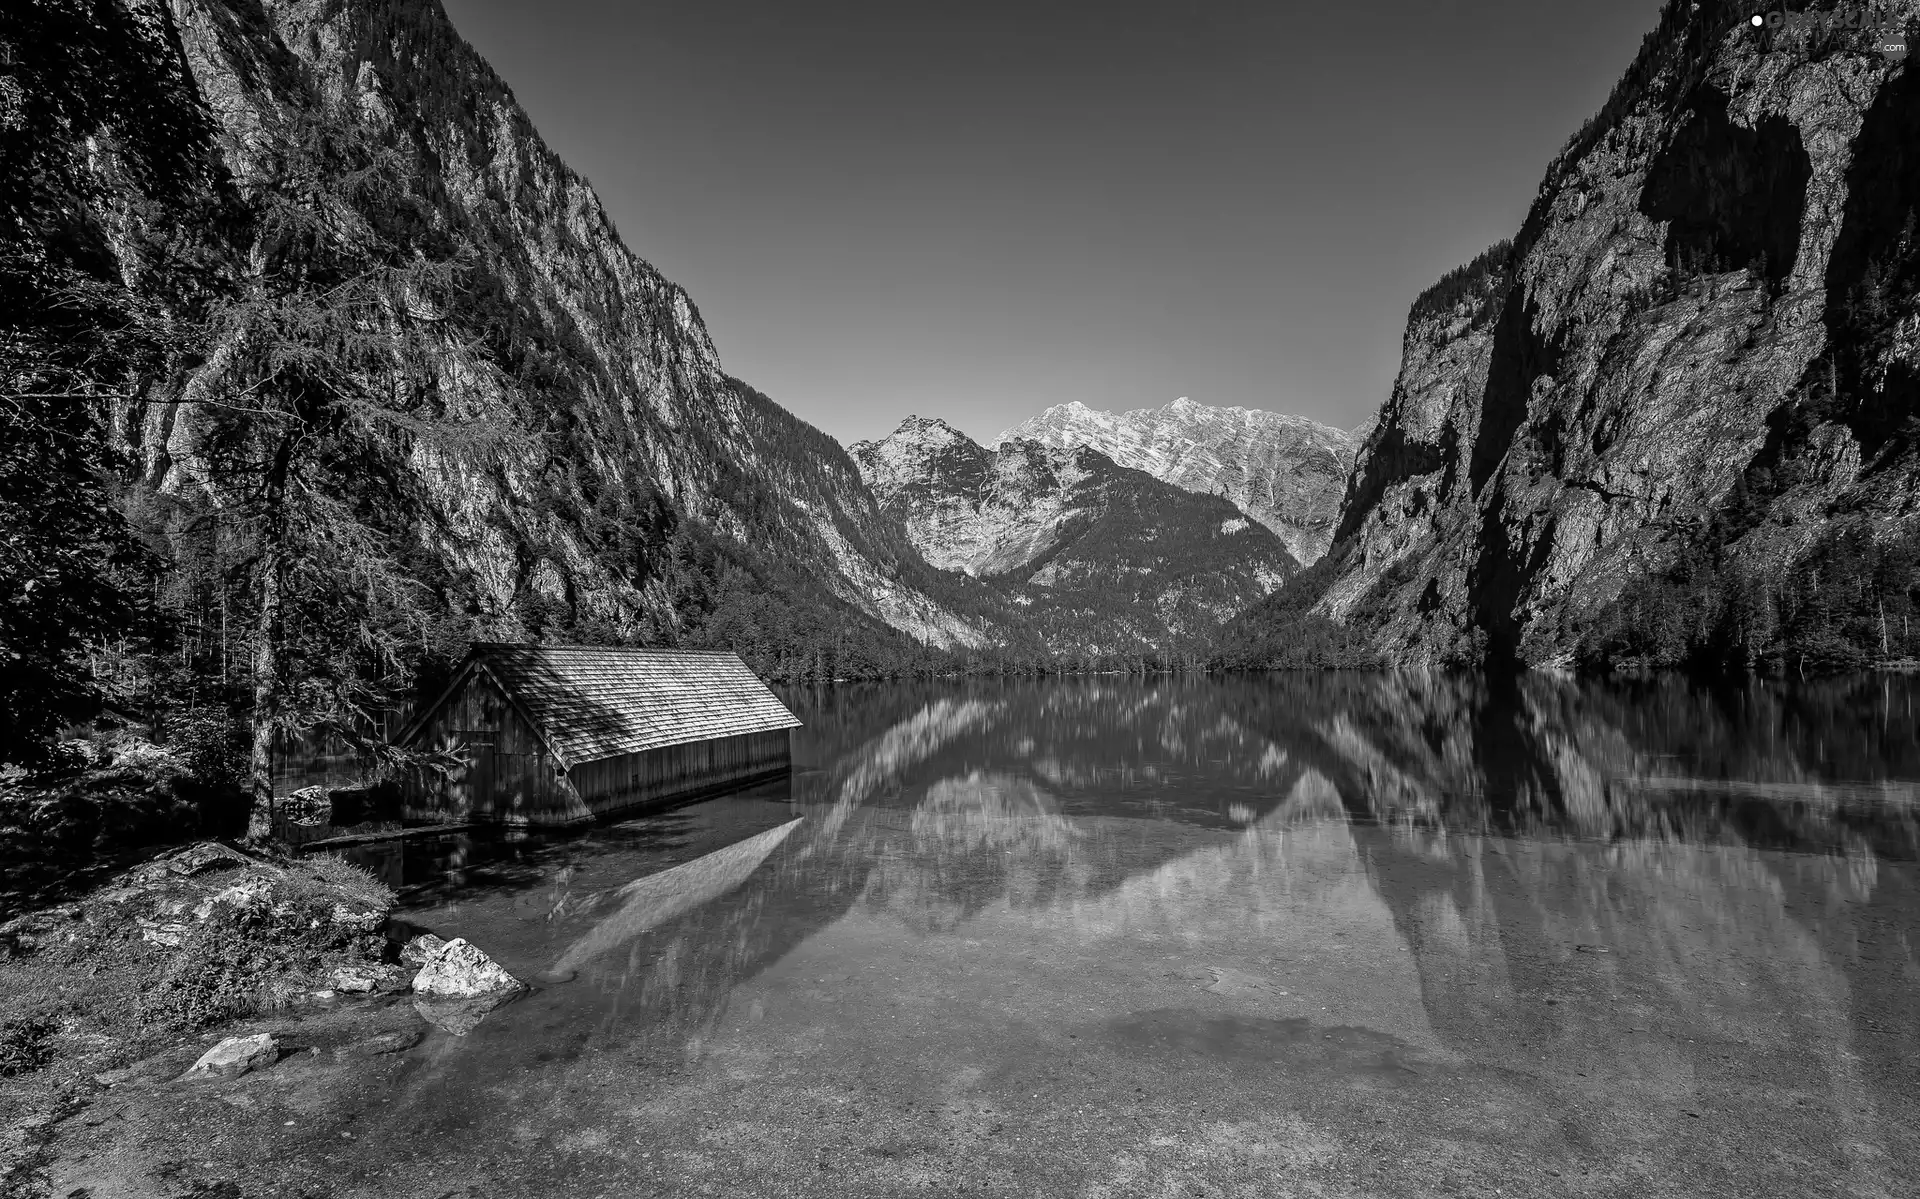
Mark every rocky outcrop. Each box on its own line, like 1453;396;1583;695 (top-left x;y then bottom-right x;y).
852;417;1298;653
1311;2;1920;668
398;932;448;967
0;838;399;1110
97;0;982;655
854;417;1080;578
725;383;992;648
1003;398;1359;565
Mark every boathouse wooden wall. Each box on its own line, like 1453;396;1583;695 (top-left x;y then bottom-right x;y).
567;729;792;818
402;670;793;826
401;671;589;825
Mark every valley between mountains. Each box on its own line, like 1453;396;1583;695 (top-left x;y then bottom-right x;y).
4;0;1365;688
13;7;1920;1195
10;0;1920;720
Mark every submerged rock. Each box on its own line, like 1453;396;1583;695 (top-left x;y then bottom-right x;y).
282;785;332;827
184;1034;277;1080
339;1028;424;1057
411;938;522;998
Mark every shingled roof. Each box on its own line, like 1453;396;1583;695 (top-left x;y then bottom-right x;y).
426;644;801;767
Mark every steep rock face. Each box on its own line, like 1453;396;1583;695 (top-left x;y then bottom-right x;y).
723;384;993;648
119;0;982;652
851;417;1025;576
1002;398;1358;565
1318;1;1920;667
851;417;1298;653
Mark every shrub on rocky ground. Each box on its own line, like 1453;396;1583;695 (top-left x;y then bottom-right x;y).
159;710;248;790
142;908;295;1030
137;856;393;1028
2;843;397;1043
0;1011;57;1078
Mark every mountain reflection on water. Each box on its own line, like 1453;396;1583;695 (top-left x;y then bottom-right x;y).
794;671;1920;857
355;673;1918;1196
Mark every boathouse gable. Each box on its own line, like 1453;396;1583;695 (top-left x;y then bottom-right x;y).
399;645;799;826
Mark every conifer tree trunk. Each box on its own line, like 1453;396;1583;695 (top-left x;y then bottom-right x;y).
246;437;294;844
246;547;281;843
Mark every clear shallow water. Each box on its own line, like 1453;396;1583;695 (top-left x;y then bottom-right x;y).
324;674;1919;1197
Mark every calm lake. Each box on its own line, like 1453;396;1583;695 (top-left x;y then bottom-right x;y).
331;673;1919;1197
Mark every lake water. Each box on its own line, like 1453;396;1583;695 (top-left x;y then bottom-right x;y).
336;673;1919;1197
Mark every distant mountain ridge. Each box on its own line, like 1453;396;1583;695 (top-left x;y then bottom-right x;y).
1000;398;1360;565
850;417;1298;655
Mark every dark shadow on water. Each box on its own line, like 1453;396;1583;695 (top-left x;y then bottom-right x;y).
339;775;798;900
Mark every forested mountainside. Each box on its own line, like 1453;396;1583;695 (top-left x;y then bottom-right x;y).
2;0;1038;775
1230;0;1920;674
1003;398;1359;566
853;417;1298;658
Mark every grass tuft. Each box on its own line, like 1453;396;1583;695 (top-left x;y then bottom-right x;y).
294;854;395;910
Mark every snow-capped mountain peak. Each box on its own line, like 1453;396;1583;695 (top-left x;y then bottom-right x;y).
848;418;1298;653
998;398;1361;564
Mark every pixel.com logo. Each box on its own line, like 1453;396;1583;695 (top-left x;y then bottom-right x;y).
1750;9;1908;60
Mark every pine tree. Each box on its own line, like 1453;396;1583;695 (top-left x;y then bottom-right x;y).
176;98;516;840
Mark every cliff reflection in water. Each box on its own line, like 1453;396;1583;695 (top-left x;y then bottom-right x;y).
540;674;1920;1049
791;671;1920;851
370;673;1920;1189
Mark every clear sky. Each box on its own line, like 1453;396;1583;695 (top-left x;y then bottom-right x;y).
439;0;1668;446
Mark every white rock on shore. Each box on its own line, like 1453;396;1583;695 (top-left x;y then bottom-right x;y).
411;937;523;998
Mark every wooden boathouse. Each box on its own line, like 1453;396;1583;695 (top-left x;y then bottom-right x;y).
398;644;801;826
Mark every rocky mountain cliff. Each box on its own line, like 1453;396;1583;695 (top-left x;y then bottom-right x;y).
1276;0;1920;672
852;417;1298;655
98;0;990;667
1002;398;1358;565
